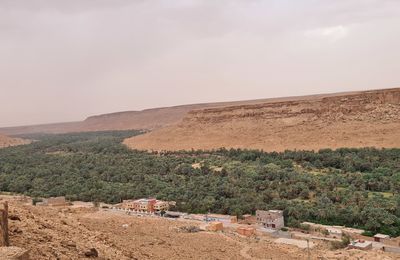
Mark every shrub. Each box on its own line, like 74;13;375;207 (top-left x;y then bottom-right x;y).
362;231;374;237
330;235;350;250
299;224;310;231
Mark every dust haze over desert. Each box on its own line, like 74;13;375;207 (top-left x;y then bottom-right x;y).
2;1;400;260
1;0;400;128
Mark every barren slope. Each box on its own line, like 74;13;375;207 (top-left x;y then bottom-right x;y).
125;88;400;152
0;134;30;149
3;197;395;260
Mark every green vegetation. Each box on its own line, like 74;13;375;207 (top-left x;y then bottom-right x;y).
330;234;351;250
1;131;400;236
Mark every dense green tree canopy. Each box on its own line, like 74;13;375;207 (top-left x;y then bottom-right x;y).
0;131;399;236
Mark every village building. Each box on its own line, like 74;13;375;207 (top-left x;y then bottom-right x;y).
153;200;169;212
206;222;223;232
374;234;390;243
119;198;171;213
256;210;284;229
237;227;255;237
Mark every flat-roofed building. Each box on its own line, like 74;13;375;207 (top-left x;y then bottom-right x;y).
256;210;284;229
120;198;170;213
154;200;169;212
374;234;390;243
237;227;255;237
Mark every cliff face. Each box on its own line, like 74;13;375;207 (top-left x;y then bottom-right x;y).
0;99;294;135
125;88;400;152
186;88;400;125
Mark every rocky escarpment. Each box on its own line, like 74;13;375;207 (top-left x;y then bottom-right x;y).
0;98;296;135
125;88;400;152
187;88;400;122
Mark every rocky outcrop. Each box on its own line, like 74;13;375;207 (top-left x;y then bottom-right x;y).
186;88;400;124
0;247;29;260
125;88;400;152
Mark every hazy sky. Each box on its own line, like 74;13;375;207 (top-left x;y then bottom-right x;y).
1;0;400;127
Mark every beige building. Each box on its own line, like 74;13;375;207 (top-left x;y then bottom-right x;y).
256;210;284;229
154;200;169;211
119;198;171;213
374;234;390;243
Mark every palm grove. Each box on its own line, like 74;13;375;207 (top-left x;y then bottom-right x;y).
0;131;399;236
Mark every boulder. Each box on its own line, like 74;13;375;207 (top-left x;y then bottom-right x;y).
0;246;29;260
84;248;98;258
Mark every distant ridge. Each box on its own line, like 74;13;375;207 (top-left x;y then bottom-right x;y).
0;87;399;142
125;87;400;152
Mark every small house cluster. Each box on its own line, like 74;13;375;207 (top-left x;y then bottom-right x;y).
116;198;173;213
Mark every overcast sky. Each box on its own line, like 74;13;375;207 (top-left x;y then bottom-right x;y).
1;0;399;127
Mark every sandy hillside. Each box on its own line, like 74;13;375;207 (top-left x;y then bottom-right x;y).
125;88;400;152
1;197;396;260
0;134;29;149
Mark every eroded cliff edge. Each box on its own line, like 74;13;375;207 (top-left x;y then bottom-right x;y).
125;88;400;151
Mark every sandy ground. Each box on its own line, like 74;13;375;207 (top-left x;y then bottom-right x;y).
274;238;314;249
0;196;398;260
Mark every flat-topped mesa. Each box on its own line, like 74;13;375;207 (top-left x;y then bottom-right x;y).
125;87;400;152
184;88;400;124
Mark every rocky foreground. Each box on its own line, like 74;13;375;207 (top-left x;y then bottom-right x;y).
0;197;397;260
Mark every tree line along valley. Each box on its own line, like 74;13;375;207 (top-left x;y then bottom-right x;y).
0;130;399;237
